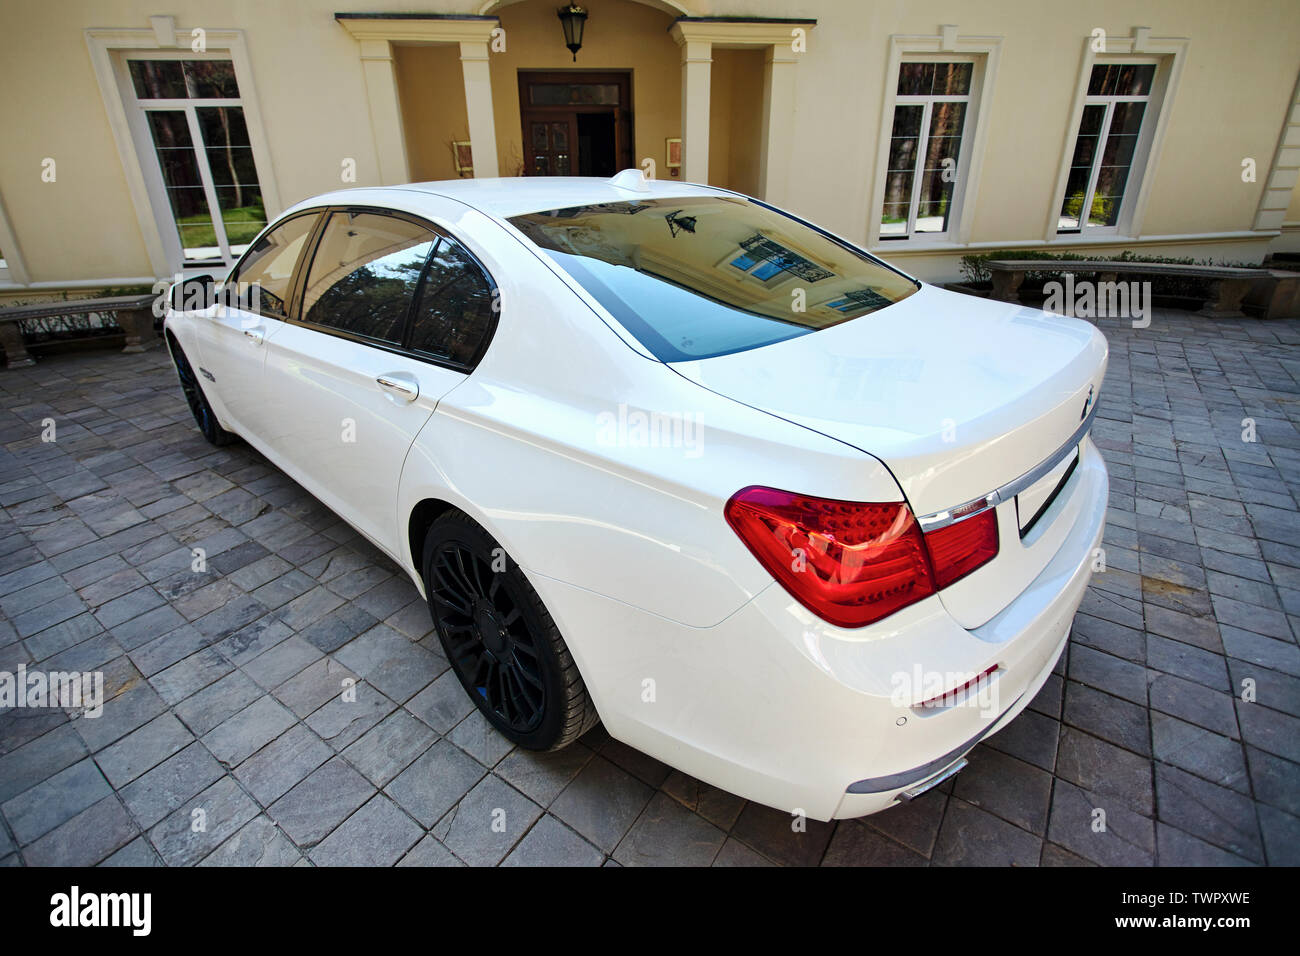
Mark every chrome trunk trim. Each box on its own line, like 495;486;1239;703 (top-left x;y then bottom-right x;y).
915;398;1100;533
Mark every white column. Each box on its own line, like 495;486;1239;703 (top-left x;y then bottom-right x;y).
679;38;712;184
758;45;799;205
460;40;500;178
357;39;410;185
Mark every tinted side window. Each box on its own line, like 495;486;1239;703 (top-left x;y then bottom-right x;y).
301;211;436;345
231;214;317;317
407;237;496;366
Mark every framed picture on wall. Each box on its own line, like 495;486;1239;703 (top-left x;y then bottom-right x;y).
665;137;682;170
452;141;474;176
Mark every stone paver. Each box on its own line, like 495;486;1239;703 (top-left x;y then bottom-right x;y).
1;309;1297;864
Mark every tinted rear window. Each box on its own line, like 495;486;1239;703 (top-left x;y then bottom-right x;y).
509;196;917;361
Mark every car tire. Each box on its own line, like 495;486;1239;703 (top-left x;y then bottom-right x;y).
422;509;599;751
167;336;237;447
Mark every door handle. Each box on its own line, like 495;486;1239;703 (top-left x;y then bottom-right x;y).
243;327;265;346
376;373;419;401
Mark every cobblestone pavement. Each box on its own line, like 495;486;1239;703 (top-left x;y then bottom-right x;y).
1;309;1298;866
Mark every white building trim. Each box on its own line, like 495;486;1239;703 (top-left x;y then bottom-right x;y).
868;29;1003;248
84;21;282;278
1043;27;1189;241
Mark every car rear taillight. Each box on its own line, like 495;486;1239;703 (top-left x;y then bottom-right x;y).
724;486;999;629
925;508;999;589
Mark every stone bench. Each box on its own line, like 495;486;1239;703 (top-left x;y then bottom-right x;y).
985;259;1273;318
0;293;160;369
1243;270;1300;319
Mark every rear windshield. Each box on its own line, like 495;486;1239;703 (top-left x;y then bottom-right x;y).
509;196;918;362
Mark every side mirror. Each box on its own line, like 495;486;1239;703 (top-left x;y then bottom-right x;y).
168;274;215;312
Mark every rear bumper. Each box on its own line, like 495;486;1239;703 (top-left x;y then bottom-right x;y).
531;437;1109;821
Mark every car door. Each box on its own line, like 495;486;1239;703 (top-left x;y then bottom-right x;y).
259;207;497;557
190;211;320;435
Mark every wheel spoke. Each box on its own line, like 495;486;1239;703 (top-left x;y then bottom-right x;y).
439;550;477;598
443;626;479;661
493;665;509;723
511;666;542;720
483;659;500;710
470;552;490;596
469;652;490;689
452;548;483;600
510;639;539;661
512;652;543;688
432;562;474;613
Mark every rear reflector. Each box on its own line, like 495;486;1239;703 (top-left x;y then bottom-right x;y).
916;664;998;709
725;486;1000;629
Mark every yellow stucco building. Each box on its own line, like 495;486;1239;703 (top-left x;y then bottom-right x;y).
1;0;1298;296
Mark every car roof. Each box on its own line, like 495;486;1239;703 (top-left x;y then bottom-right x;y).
290;174;733;221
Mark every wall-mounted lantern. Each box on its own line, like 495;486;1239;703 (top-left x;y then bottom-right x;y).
557;5;588;62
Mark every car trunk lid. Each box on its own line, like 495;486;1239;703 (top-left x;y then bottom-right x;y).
671;283;1108;627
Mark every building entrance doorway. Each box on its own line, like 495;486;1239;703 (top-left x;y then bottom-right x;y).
519;71;632;176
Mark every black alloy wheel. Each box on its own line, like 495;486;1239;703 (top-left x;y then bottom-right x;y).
422;510;598;750
168;336;235;446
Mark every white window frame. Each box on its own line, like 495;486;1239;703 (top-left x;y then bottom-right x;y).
1046;30;1189;240
882;63;973;241
1056;58;1159;236
868;31;1002;248
122;53;261;268
85;23;280;278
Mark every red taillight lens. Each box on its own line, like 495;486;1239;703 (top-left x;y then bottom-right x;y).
724;486;936;628
724;486;1001;629
925;508;1000;589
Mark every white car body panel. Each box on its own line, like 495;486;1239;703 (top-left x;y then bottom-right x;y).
185;297;272;433
165;176;1109;820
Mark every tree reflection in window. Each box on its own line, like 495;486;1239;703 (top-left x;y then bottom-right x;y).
303;212;436;344
408;238;496;366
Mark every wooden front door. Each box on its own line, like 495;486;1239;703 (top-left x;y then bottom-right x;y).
519;72;632;177
523;115;579;176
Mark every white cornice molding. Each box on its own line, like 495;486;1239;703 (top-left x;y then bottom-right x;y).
669;19;815;51
336;16;500;45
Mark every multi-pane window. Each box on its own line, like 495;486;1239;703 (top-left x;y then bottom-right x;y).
128;58;266;266
728;235;834;283
1058;63;1156;232
880;62;973;240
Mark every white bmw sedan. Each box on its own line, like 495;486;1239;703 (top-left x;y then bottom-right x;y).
165;171;1108;820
